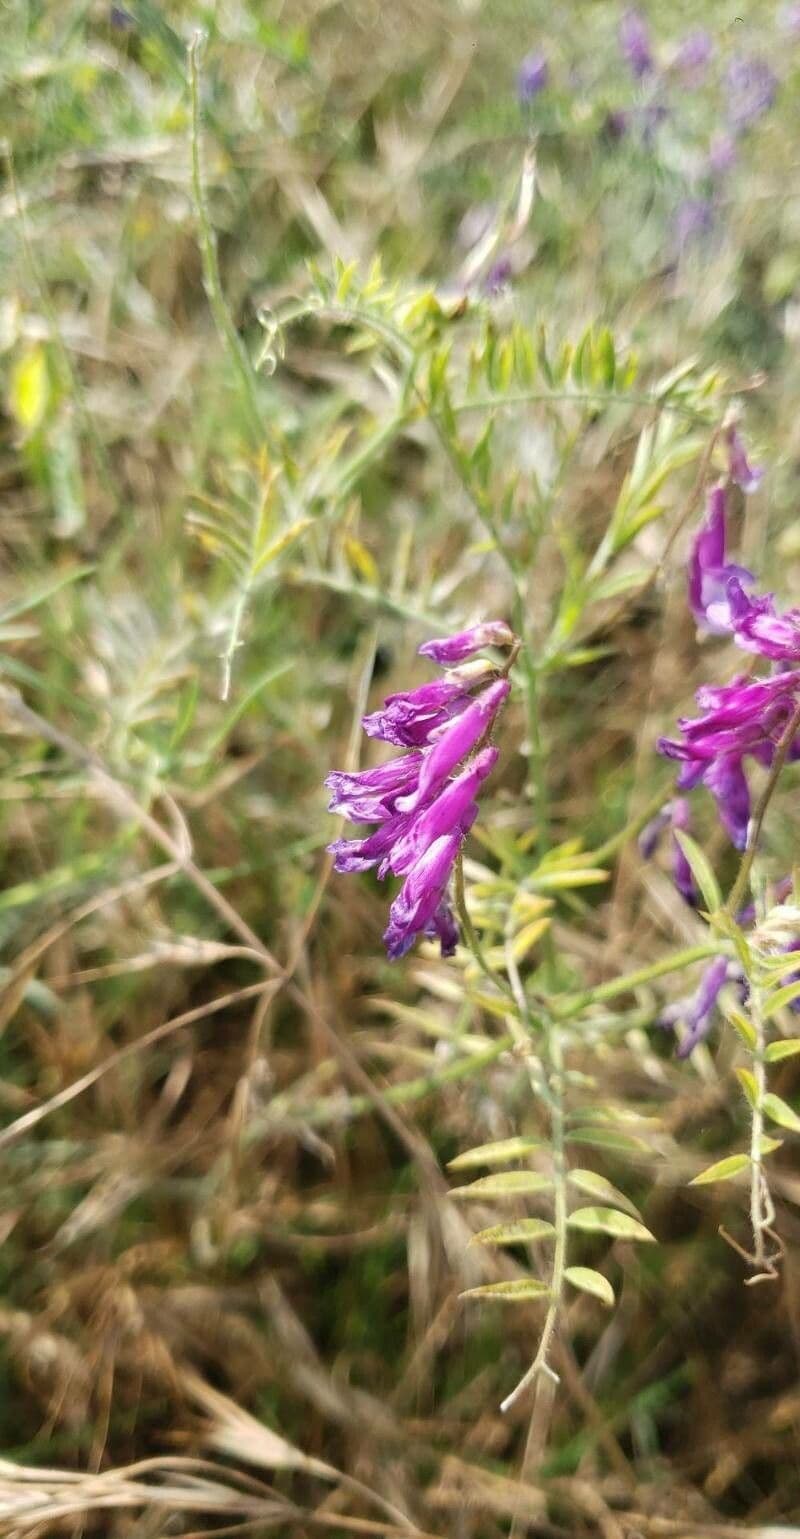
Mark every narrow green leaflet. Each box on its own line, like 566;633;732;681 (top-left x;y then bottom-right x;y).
447;1137;546;1170
567;1206;655;1242
451;1172;554;1200
672;832;722;913
470;1218;556;1247
459;1279;551;1302
689;1153;750;1186
567;1168;642;1219
567;1128;650;1154
564;1266;615;1307
765;1039;800;1063
735;1067;758;1108
764;981;800;1019
762;1094;800;1134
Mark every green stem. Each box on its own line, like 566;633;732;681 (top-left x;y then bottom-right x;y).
188;32;264;445
749;983;768;1272
500;1022;567;1416
450;388;712;423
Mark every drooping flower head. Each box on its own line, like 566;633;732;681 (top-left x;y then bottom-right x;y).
326;622;514;960
660;431;800;858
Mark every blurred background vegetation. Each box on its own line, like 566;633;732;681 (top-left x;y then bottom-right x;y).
1;1;800;1534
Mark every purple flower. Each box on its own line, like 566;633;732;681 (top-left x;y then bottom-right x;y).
383;827;474;961
620;9;654;77
725;579;800;664
388;747;498;875
658;669;800;849
398;679;510;813
484;256;513;296
674;28;713;81
638;799;698;904
362;671;488;747
658;956;730;1057
326;624;512;959
726;56;778;132
726;425;764;494
419;621;514;667
675;197;714;251
687;486;753;634
518;50;549;104
708;132;737;176
325;754;422;821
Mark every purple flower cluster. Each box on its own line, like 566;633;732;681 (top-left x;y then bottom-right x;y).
658;429;800;854
326;622;513;960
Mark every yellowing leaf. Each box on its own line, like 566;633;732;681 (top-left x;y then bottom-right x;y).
565;1266;614;1307
447;1137;546;1170
511;916;551;961
735;1067;758;1109
343;535;379;585
567;1206;655;1242
764;981;800;1019
459;1279;550;1302
724;1006;757;1050
762;1093;800;1134
567;1169;642;1219
689;1153;750;1186
9;345;50;432
252;517;314;575
451;1171;553;1200
765;1038;800;1063
470;1218;555;1247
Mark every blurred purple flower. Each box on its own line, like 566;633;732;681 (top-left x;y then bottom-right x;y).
518;51;549;104
675;197;714;251
688;485;753;635
484;255;514;295
726;55;778;131
726;424;764;493
638;798;698;904
620;9;654;77
674;28;714;81
708;132;737;176
658;956;730;1057
326;626;512;959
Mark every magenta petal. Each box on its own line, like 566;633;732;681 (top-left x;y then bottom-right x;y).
388;747;498;875
418;621;514;666
383;830;464;960
396;680;510;813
